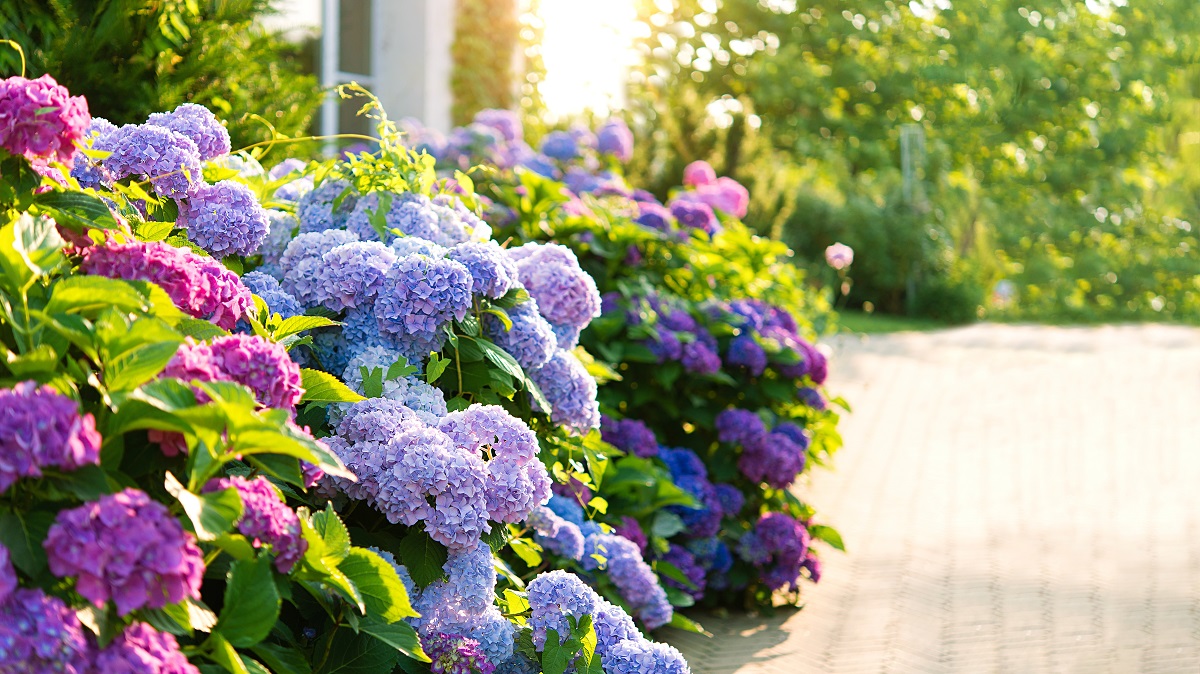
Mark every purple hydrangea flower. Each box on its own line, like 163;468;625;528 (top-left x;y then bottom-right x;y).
375;255;473;338
241;271;303;319
81;241;253;330
668;199;720;236
277;228;361;307
527;505;584;561
0;588;91;673
602;639;691;674
0;74;90;168
681;329;721;375
528;350;600;434
600;416;658;458
738;512;810;591
392;235;449;259
98;124;202;198
539;131;578;161
580;534;672;629
297;179;358;233
646;330;683;362
613;516;648;555
315;241;397;311
176;180;269;257
551;322;582;350
147;103;231;161
425;633;496;674
164;334;303;411
268;158;307;180
0;381;101;494
474;109;523;143
661;544;707;600
727;334;767;376
593;599;642;653
527;571;597;649
448;240;518;299
715;408;766;445
257;210;298;273
44;489;204;615
596;119;634;162
483;298;556;372
412;542;514;665
636;201;674;232
739;429;806;489
93;622;200;674
337;346;446;421
798;386;828;411
0;543;15;605
713;484;745;518
204;476;306;573
802;551;822;583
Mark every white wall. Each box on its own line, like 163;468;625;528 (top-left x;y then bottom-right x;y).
375;0;457;132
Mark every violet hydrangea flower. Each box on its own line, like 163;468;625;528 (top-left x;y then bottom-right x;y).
528;350;600;434
738;511;810;591
448;240;518;299
314;241;397;311
204;476;307;573
539;131;578;161
526;505;584;561
277;228;361;307
668;198;720;237
602;639;691;674
596;119;634;162
241;270;303;320
483;298;556;372
600;415;659;458
97;124;202;198
374;255;473;339
297;179;358;233
473;109;523;144
147;102;231;161
44;488;205;615
0;588;91;673
580;533;672;629
0;543;15;605
424;633;496;674
0;381;101;494
176;180;270;257
93;622;200;674
0;74;90;168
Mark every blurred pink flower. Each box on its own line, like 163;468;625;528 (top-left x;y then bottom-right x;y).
682;160;717;187
825;242;854;270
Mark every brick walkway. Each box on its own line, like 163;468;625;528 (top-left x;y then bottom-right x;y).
666;324;1200;674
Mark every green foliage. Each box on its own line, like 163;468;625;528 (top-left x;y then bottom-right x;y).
451;0;521;125
630;0;1200;322
0;0;321;149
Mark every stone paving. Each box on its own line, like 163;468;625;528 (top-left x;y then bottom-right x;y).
665;324;1200;674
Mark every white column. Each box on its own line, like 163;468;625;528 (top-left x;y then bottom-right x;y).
320;0;340;146
375;0;458;132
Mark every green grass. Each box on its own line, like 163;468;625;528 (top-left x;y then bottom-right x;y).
834;310;953;334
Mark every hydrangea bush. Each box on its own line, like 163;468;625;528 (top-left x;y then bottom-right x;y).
0;74;697;674
410;108;848;610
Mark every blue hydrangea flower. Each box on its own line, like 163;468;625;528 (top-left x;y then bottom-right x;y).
315;241;397;311
602;639;691;674
98;124;201;198
483;298;556;372
528;350;600;434
526;571;597;650
177;180;269;257
146;102;231;161
268;158;307;180
520;154;559;179
277;229;360;307
449;240;518;299
727;334;767;376
540;130;579;160
375;255;473;338
297;179;358;233
337;345;446;424
257;210;298;273
527;505;584;560
473;109;523;143
241;271;302;320
596;119;634;162
392;235;448;259
551;322;582;350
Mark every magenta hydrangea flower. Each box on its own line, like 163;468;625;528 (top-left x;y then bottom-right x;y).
93;622;200;674
0;543;16;605
374;255;473;338
509;243;601;331
204;476;306;573
0;587;91;673
147;102;231;161
596;119;634;162
681;176;750;219
682;160;717;187
44;489;204;615
176;180;270;257
163;335;303;412
0;74;90;168
80;241;252;330
97;124;202;198
528;350;600;434
0;381;101;494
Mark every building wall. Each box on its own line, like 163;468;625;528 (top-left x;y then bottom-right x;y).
375;0;457;132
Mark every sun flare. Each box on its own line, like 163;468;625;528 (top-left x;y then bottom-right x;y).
537;0;644;118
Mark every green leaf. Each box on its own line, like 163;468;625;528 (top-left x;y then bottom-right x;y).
425;353;451;385
338;548;418;621
273;315;338;341
312;504;352;564
810;524;846;552
508;536;543;568
541;628;579;674
300;369;366;403
0;511;53;575
250;642;313;674
650;511;686;539
576;615;603;674
359;366;383;399
165;472;243;542
397;529;448;588
385;358;418;380
45;276;149;315
142;601;195;636
481;307;512;331
5;344;60;377
134;220;176;241
34;190;121;233
104;340;182;392
215;556;281;648
178;318;230;341
205;632;251;674
316;628;401;674
7;212;64;280
358;616;428;662
668;612;709;635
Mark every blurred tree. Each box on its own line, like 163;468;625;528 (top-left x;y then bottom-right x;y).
0;0;321;151
451;0;521;125
628;0;1200;321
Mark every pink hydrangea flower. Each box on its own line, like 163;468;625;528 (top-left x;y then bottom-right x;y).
0;74;90;168
682;160;717;187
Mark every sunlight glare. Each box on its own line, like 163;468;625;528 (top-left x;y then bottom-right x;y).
538;0;643;118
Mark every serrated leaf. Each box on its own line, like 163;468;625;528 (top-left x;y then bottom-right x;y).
312;503;351;564
165;472;243;541
339;548;418;621
215;556;280;648
300;369;366;403
273;315;338;340
178;318;229;340
397;529;448;588
358;616;427;662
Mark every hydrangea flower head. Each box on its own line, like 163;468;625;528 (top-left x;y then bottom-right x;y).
739;429;806;489
600;416;659;458
449;240;518;299
147;102;231;161
241;271;303;320
738;512;810;591
98;124;202;198
682;160;717;187
527;505;584;560
636;201;674;232
0;543;15;605
277;228;360;307
602;639;691;674
425;633;496;674
297;179;358;233
668;198;720;236
580;533;672;629
0;588;91;673
164;335;303;412
596;119;634;162
335;345;446;424
474;109;523;143
715;408;766;445
539;131;578;161
375;255;473;338
204;476;306;573
392;235;448;259
529;350;600;434
0;74;90;168
0;381;101;494
727;334;767;376
661;544;707;600
315;240;397;311
798;386;828;411
509;243;601;330
613;516;648;555
177;180;270;257
44;489;204;615
93;622;200;674
684;176;751;219
483;298;556;372
527;571;598;649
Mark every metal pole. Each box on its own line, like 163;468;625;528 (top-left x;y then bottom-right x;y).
321;0;340;155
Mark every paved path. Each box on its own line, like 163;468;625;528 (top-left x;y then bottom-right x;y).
666;324;1200;674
